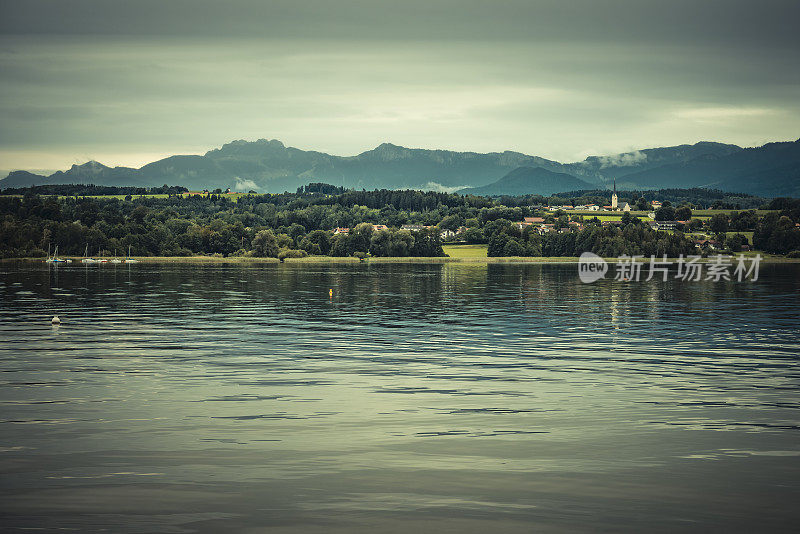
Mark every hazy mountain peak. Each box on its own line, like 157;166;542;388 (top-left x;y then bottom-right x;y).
366;142;412;159
70;160;106;169
205;138;287;157
66;161;109;174
376;142;402;149
255;138;286;148
693;140;741;148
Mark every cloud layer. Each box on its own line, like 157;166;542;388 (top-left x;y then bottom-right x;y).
1;0;798;171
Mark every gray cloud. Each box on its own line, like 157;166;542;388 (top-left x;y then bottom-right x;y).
598;151;647;169
2;1;798;49
234;178;258;191
0;1;798;170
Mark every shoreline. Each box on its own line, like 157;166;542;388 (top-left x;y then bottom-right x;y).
3;254;799;264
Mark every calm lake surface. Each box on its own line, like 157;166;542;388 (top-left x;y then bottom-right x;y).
1;261;799;533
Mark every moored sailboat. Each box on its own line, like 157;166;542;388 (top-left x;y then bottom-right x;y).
81;244;98;264
46;245;71;263
124;245;139;263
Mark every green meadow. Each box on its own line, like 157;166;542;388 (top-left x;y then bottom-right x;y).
442;244;488;258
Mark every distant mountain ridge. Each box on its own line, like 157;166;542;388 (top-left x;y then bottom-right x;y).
2;137;799;197
616;139;800;197
562;141;742;186
0;140;565;192
457;167;593;197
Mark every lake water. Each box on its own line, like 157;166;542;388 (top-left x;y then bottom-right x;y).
1;261;799;533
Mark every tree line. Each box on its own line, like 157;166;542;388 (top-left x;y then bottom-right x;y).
0;184;189;197
483;215;698;258
0;190;453;259
1;186;798;259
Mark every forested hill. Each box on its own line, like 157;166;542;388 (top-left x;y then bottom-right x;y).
2;186;799;260
457;167;593;196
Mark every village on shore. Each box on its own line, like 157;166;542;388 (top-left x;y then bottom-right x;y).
326;193;740;253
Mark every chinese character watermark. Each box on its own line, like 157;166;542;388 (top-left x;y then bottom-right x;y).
614;255;644;281
578;253;761;283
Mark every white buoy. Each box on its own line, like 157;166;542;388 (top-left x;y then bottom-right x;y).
51;316;60;325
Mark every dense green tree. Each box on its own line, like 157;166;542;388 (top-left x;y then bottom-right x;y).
370;229;414;257
299;229;331;255
487;232;510;257
461;227;485;244
503;238;525;256
688;218;704;231
726;233;747;252
252;229;279;257
754;214;800;254
729;210;758;231
409;228;444;257
675;206;692;220
349;223;374;253
709;213;729;233
437;214;462;231
328;234;351;257
654;205;676;221
275;233;293;249
287;223;307;245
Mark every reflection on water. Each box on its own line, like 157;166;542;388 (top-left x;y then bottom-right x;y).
1;262;799;533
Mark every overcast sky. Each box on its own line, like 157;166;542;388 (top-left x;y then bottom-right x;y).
1;0;798;171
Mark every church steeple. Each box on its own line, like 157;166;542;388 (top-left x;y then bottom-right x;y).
611;178;618;210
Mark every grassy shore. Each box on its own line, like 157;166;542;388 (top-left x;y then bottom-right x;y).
6;252;799;264
4;255;584;264
0;192;253;202
3;240;796;264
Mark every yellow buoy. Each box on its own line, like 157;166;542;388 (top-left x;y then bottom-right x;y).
329;288;333;297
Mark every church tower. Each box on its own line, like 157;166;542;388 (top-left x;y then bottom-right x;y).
611;178;618;210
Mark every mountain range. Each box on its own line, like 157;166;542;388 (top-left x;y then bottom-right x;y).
2;138;799;197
